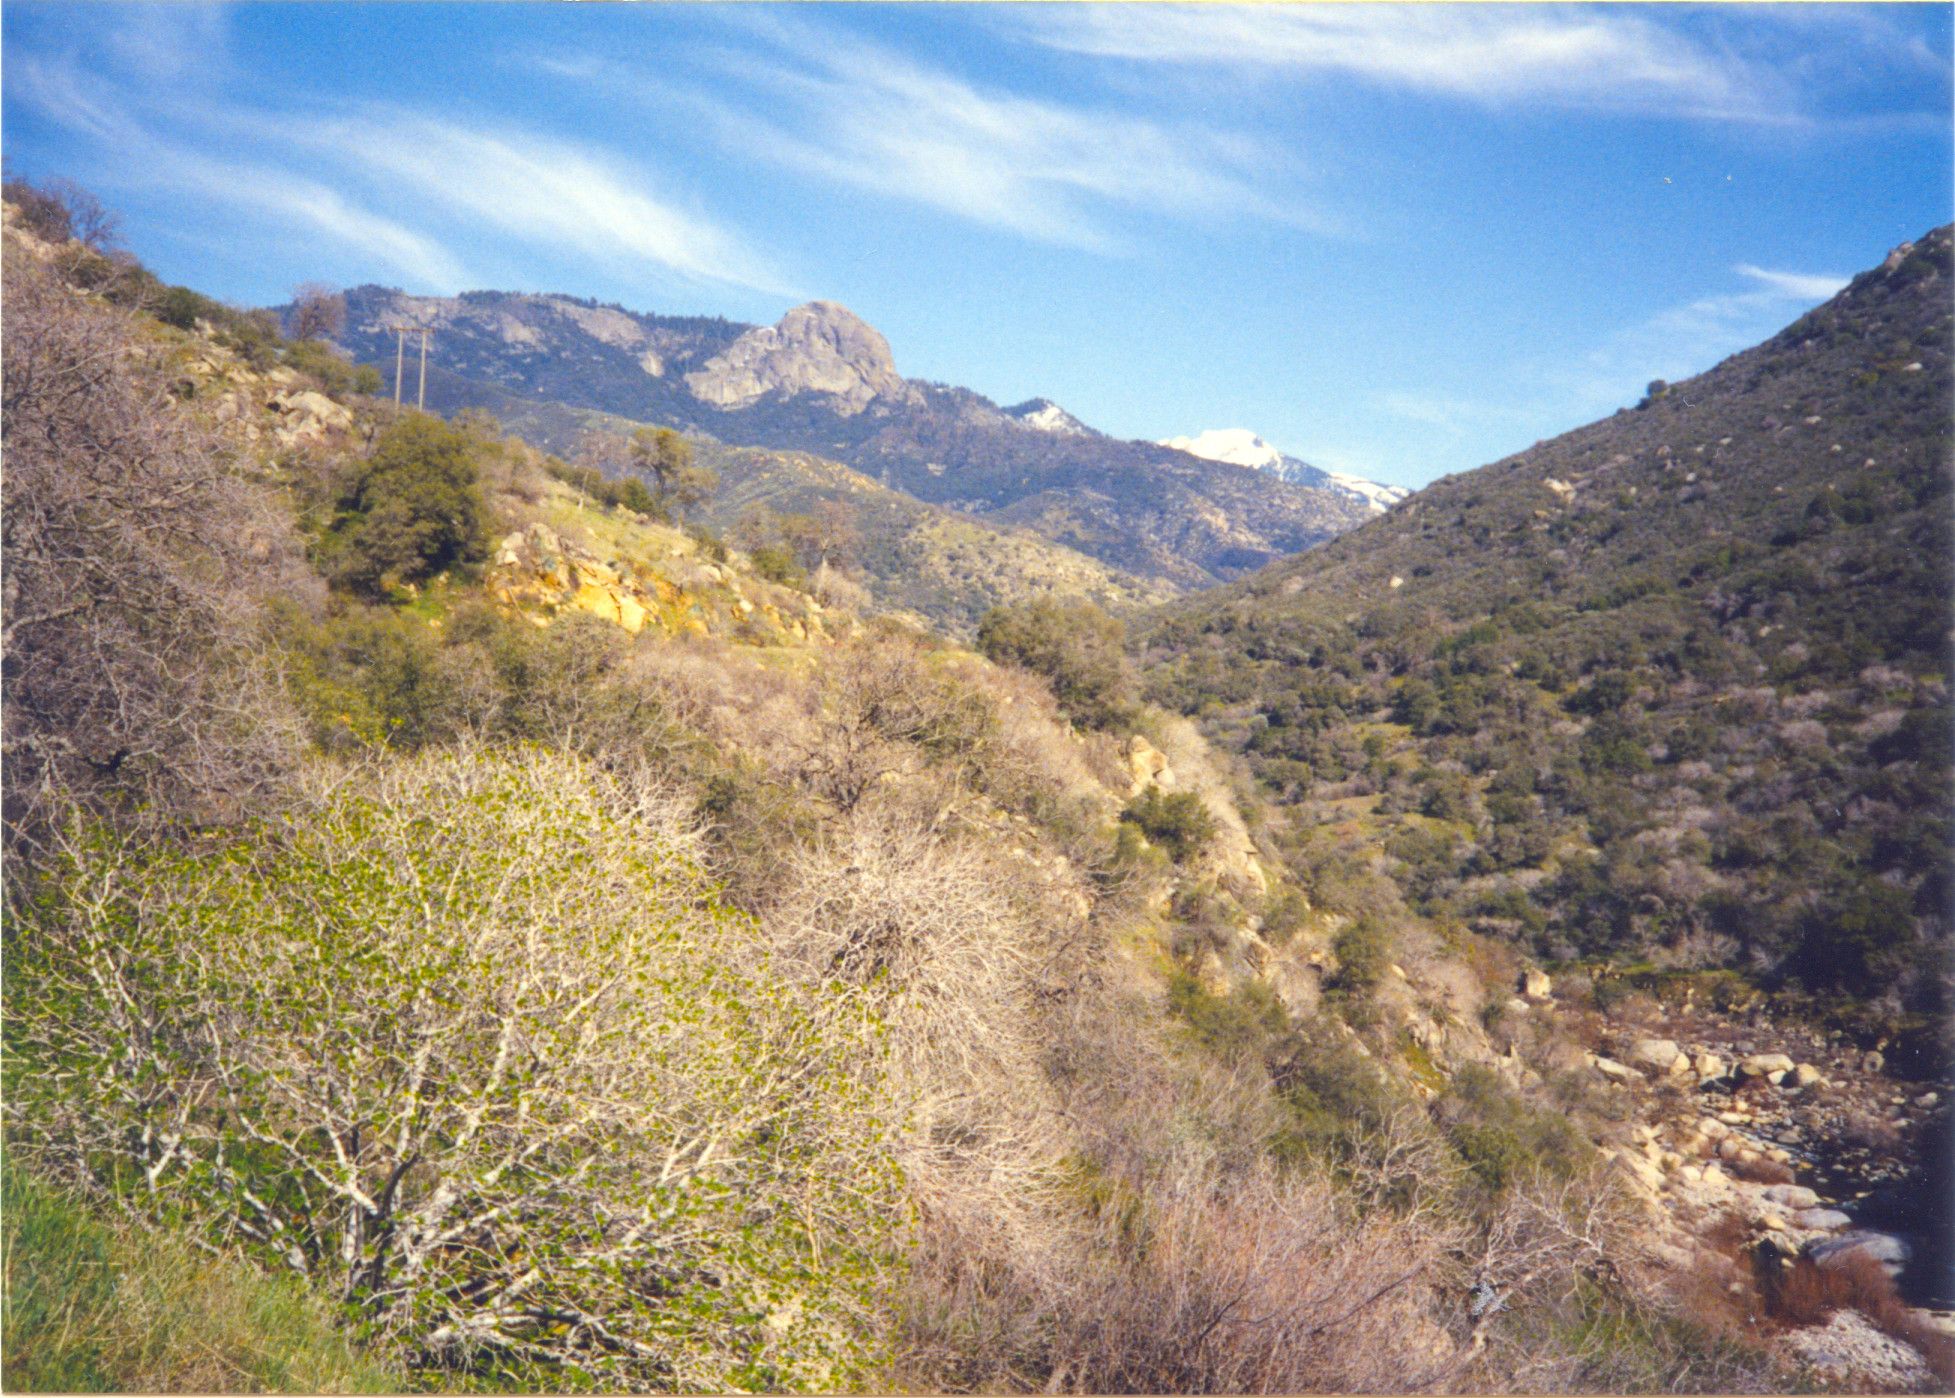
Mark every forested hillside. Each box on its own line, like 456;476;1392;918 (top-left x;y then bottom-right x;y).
348;354;1177;638
1142;226;1953;1054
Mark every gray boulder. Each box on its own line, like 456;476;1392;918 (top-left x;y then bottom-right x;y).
1593;1056;1641;1083
1628;1038;1683;1073
1809;1230;1911;1277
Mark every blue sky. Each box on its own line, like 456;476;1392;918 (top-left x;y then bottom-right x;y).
4;3;1949;488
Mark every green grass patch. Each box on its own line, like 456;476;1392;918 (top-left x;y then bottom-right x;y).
1399;1032;1446;1092
2;1161;401;1394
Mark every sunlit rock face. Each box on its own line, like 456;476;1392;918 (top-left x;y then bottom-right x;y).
686;301;915;416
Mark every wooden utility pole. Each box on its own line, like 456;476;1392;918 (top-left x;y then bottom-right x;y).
383;322;433;408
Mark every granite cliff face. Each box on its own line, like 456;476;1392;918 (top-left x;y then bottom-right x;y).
685;301;915;414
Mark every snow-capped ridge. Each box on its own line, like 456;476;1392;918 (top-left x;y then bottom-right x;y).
1160;427;1283;471
1323;469;1411;512
1161;426;1409;515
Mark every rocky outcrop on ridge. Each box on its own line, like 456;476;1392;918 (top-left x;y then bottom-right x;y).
685;301;916;415
488;518;840;648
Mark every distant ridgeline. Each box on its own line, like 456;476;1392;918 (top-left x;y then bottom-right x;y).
332;287;1376;591
1140;226;1954;1036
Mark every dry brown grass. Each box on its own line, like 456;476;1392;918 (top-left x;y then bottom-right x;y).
1040;1163;1465;1395
1666;1210;1771;1340
1767;1251;1955;1386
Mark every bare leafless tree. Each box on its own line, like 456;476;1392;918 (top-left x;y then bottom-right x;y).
1;240;305;864
784;634;994;813
44;177;120;253
288;281;346;342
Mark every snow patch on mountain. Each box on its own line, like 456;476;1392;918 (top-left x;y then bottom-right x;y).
1005;397;1096;436
1160;427;1283;471
1322;469;1411;512
1161;427;1408;515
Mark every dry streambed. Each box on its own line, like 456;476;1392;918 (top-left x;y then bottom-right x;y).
1569;994;1952;1390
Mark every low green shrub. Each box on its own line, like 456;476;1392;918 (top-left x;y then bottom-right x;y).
1437;1064;1593;1200
1120;787;1216;863
284;338;381;398
319;412;490;596
749;542;806;588
1166;969;1287;1060
1330;916;1390;996
9;749;903;1391
275;600;455;750
1259;885;1311;946
976;597;1134;730
1267;1017;1405;1164
546;458;663;518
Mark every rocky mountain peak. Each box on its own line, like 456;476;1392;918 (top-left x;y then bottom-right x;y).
685;299;912;416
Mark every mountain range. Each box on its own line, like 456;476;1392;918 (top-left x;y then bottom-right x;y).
334;289;1379;590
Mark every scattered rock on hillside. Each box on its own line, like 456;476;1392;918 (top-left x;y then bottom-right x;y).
1784;1309;1935;1390
1126;735;1174;796
267;388;354;448
488;518;833;645
1629;1038;1684;1073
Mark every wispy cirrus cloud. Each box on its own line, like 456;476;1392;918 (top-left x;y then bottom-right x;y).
1608;264;1846;374
98;3;232;89
1016;5;1793;121
263;109;792;296
1735;264;1850;301
1380;258;1848;448
581;16;1327;254
9;56;468;289
8;8;789;298
1544;261;1848;418
1376;390;1543;440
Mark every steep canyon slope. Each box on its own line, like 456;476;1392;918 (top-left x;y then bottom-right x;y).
1142;226;1953;1037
